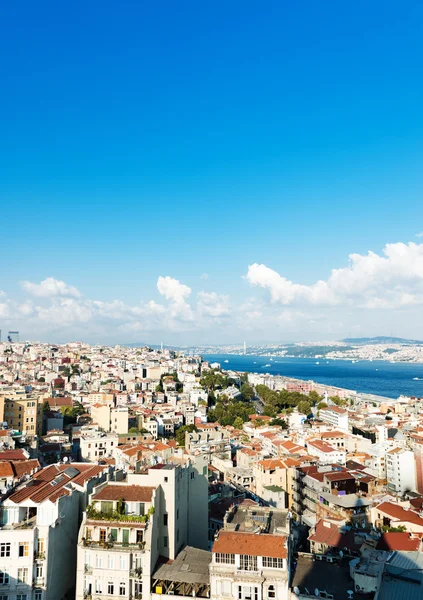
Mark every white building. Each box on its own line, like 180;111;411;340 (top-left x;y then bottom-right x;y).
307;440;346;465
0;463;110;600
76;455;209;600
386;447;416;495
319;406;349;433
79;431;119;461
210;505;290;600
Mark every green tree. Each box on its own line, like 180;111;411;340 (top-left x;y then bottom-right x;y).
176;424;198;446
297;400;312;415
240;383;255;401
317;401;328;410
269;417;288;429
308;390;323;405
233;417;244;430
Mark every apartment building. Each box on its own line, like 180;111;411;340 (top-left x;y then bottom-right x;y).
0;462;110;600
210;504;290;600
79;431;119;461
91;404;129;434
386;447;416;495
0;392;43;437
76;455;209;599
319;406;349;433
307;439;346;465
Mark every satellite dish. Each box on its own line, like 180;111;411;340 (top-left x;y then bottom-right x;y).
339;550;343;558
63;456;69;463
315;589;320;597
294;587;300;594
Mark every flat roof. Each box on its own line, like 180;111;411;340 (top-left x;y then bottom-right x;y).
153;546;211;585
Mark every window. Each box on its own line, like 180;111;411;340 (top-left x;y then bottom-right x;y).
0;594;8;600
19;542;29;557
86;528;92;540
119;556;126;570
163;536;168;548
17;568;28;583
36;565;43;579
238;586;258;600
108;556;114;569
95;580;102;594
122;529;129;544
267;585;276;599
239;555;258;571
262;557;284;569
134;581;142;596
0;572;9;585
190;472;195;479
177;509;179;520
119;582;126;595
100;529;106;542
215;553;235;564
38;539;45;553
17;595;27;600
35;592;42;600
96;556;102;568
164;477;168;483
110;528;118;541
108;582;114;594
163;513;168;526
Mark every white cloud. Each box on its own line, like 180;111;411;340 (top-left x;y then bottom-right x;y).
416;232;423;238
157;276;191;303
197;291;230;318
200;273;209;280
246;242;423;309
21;277;81;298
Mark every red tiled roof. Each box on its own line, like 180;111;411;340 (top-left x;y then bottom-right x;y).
213;531;287;559
93;484;155;502
377;502;423;527
376;532;421;552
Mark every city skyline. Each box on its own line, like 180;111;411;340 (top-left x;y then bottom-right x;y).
1;2;423;343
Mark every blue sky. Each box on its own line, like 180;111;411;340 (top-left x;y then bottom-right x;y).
1;1;423;344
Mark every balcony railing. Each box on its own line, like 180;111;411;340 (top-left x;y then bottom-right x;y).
130;567;143;578
82;539;145;552
35;551;45;560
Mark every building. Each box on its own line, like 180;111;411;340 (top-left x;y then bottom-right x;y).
76;456;209;599
386;447;416;495
319;406;349;433
0;392;43;437
307;439;346;465
91;403;129;434
79;431;119;461
0;462;110;600
210;503;290;600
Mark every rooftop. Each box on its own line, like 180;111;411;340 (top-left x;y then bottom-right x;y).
213;530;287;559
153;546;212;585
225;504;288;535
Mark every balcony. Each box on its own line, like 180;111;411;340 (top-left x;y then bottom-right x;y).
130;567;143;578
84;564;93;574
35;551;45;560
34;577;45;586
82;539;146;552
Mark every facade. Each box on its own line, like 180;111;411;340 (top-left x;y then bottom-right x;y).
79;431;119;461
0;463;109;600
386;447;416;495
319;406;349;433
91;404;129;434
210;504;290;600
76;456;208;599
0;392;43;437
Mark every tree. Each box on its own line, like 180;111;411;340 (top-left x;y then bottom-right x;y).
155;381;164;393
297;400;312;415
329;395;348;407
317;401;328;410
176;424;197;447
233;417;244;430
269;418;288;429
308;390;322;405
240;383;255;401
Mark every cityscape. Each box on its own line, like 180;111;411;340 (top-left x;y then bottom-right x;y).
2;2;423;600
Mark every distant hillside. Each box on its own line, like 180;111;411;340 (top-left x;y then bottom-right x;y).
342;336;423;345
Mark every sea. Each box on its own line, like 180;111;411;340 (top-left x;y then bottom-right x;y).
202;354;423;400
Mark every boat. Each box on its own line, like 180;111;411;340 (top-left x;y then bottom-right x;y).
315;361;320;365
264;364;271;367
224;360;229;363
413;377;423;381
